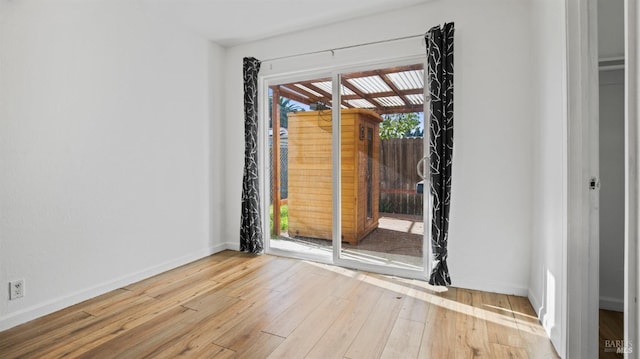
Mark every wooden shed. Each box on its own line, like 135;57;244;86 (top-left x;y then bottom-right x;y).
287;108;382;244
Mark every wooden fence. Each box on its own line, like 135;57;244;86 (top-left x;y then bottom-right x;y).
379;138;424;216
272;138;425;216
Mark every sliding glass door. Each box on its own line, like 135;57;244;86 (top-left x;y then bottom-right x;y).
264;60;429;278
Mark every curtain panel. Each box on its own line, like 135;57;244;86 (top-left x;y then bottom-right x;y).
426;23;454;286
240;57;263;254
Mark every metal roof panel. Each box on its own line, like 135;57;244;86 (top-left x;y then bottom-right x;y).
346;99;376;108
347;76;391;94
387;70;424;90
311;81;356;95
294;84;323;97
406;94;424;105
374;96;405;107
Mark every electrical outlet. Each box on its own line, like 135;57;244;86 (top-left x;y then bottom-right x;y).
9;279;24;300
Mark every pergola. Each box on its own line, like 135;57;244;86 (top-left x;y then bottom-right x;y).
270;63;425;235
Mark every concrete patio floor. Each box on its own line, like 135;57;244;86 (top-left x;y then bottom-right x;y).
270;212;424;269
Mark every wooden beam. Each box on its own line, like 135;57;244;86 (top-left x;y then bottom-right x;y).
341;80;381;108
296;81;332;99
340;63;423;80
280;80;353;109
271;87;281;236
374;104;424;114
376;70;411;107
280;85;329;107
341;89;423;101
277;86;316;106
297;81;353;109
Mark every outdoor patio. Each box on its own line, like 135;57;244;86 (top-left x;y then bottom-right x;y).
271;212;424;269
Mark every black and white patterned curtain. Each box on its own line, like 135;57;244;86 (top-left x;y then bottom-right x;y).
426;23;454;286
240;57;263;254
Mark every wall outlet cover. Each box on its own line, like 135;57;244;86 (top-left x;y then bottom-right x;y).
9;279;24;300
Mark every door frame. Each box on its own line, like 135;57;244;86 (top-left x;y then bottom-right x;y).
565;0;600;357
567;0;640;358
258;55;432;280
259;69;335;265
624;0;639;355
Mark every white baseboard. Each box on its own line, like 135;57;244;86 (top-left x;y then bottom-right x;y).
0;244;227;332
527;289;543;319
600;296;624;312
452;276;529;297
222;243;531;296
225;241;240;251
528;288;563;357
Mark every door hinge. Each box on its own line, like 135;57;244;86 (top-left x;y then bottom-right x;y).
589;177;600;190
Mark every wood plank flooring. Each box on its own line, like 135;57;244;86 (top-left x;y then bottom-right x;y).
599;309;624;359
0;251;559;358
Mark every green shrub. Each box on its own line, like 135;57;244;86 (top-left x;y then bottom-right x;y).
270;204;289;234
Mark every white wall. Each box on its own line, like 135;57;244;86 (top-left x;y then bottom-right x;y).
599;69;625;311
224;0;535;295
0;1;226;330
598;0;625;313
527;0;566;354
208;42;227;260
598;0;625;59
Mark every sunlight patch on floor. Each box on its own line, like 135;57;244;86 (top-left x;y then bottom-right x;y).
269;238;422;270
302;260;550;339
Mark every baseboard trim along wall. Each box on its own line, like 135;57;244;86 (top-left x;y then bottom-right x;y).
225;241;240;251
599;296;624;312
527;288;561;353
454;276;529;297
0;244;227;332
225;243;529;297
528;289;543;320
527;289;558;343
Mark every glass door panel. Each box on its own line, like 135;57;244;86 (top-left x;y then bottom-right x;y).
336;63;426;272
267;77;334;259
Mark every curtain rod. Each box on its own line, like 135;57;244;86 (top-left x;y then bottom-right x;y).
261;33;425;63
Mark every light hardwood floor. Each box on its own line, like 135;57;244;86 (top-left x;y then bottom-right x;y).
0;251;559;358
